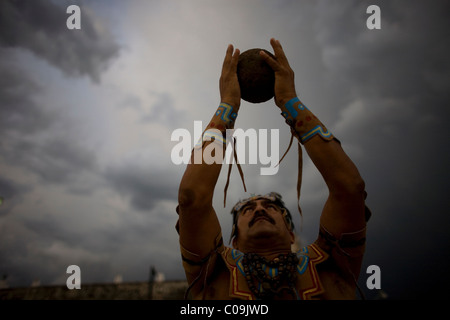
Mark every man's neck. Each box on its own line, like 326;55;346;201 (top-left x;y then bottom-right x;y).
237;241;292;261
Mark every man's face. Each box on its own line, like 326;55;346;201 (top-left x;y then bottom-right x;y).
233;199;294;249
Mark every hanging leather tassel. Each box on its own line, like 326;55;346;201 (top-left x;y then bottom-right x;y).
224;137;247;207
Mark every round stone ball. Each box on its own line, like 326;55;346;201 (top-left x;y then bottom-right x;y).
237;48;276;103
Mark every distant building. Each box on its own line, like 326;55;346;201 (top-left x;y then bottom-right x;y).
0;280;188;300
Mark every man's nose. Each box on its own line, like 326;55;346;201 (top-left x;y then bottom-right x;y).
253;204;267;215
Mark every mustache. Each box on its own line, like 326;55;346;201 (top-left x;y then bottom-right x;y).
249;212;275;228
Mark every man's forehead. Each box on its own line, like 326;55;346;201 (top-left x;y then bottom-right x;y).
241;198;273;208
236;199;279;215
231;192;282;214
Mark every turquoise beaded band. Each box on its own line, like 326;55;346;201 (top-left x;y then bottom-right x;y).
300;125;333;143
216;102;238;125
281;97;334;144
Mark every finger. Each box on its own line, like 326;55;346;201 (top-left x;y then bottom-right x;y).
270;38;290;67
260;50;279;72
222;44;234;72
230;48;240;72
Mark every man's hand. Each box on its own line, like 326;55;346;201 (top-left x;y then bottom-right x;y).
220;44;241;108
260;38;297;108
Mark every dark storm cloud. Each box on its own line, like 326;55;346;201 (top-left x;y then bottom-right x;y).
313;0;450;299
0;0;120;82
0;177;30;216
119;92;187;129
314;0;450;128
0;55;54;137
141;92;185;127
26;136;97;184
314;0;450;204
0;72;98;186
105;163;181;212
0;52;98;189
0;0;120;188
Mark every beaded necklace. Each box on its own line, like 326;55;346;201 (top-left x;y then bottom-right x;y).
241;252;299;299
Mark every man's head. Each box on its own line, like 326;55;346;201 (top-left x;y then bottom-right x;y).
230;192;295;250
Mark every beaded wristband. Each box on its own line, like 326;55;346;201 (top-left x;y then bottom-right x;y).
194;103;238;149
215;102;238;128
281;97;334;144
300;125;333;143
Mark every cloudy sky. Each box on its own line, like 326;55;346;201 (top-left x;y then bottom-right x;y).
0;0;449;299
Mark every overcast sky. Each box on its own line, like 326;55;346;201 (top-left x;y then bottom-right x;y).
0;0;449;299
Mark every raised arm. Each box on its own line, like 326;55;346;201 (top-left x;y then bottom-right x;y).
261;38;366;239
177;45;241;261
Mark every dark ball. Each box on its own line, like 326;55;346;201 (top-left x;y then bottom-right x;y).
237;48;275;104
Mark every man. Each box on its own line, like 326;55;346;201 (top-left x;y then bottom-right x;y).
176;38;370;300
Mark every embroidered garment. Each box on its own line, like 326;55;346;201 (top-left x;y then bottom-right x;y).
220;243;328;300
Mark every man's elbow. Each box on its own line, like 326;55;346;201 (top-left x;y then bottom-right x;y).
331;175;366;199
348;176;366;196
178;186;213;211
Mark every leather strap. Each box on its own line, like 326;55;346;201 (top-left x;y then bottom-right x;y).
224;137;247;207
277;130;304;225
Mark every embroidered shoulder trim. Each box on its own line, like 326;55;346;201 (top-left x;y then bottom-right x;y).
299;243;328;300
223;247;254;300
